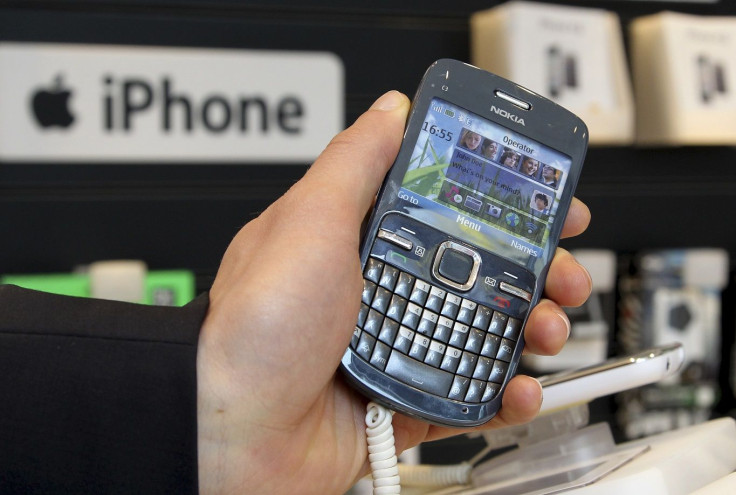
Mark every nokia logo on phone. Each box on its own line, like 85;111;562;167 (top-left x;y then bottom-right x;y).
490;105;525;126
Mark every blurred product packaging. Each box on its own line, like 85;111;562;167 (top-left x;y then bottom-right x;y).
630;12;736;146
617;249;729;439
471;1;634;146
2;261;196;306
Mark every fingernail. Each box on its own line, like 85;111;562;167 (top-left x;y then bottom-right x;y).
371;90;405;111
534;377;544;409
556;309;571;340
578;262;594;296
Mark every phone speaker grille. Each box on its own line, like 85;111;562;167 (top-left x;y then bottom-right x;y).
494;90;531;110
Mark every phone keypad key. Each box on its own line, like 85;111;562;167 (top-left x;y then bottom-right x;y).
448;322;470;348
365;258;384;284
481;334;501;358
356;332;376;361
440;294;461;319
503;318;522;340
433;316;453;343
352;258;524;404
456;352;478;378
362;280;377;305
409;280;430;305
424;341;446;368
371;341;391;371
417;309;438;337
464;328;485;354
363;309;383;337
371;287;392;314
465;380;486;403
472;305;493;331
490;361;509;383
440;347;462;373
425;287;446;313
473;356;494;381
401;303;422;330
358;304;369;328
393;327;414;354
488;312;508;336
378;318;399;346
385;351;454;397
482;382;501;402
394;272;415;299
379;264;400;291
448;376;471;401
386;294;407;322
456;299;477;326
497;339;515;362
409;334;431;361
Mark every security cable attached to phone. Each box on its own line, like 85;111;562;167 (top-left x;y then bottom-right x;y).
364;403;400;494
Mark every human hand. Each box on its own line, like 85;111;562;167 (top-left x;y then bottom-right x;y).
196;90;592;494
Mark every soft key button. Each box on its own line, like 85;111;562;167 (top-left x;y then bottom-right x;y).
377;229;413;251
499;281;532;302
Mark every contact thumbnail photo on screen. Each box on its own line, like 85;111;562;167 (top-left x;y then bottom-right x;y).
399;98;572;270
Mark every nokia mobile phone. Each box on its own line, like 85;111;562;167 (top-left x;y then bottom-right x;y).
341;59;588;427
538;343;685;413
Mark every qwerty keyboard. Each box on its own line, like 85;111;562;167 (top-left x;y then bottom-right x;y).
351;257;522;404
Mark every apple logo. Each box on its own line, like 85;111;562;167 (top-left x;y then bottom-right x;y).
30;74;75;129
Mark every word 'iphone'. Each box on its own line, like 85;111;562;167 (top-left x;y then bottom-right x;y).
341;60;588;427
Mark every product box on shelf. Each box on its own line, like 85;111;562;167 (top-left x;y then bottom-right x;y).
630;12;736;146
470;1;634;146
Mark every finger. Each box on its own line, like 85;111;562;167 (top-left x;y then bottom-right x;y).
560;197;591;239
544;248;593;307
522;299;570;356
492;375;544;427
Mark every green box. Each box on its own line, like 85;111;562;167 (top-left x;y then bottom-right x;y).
1;270;196;306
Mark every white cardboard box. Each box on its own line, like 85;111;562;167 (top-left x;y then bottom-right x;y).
471;1;634;146
630;12;736;146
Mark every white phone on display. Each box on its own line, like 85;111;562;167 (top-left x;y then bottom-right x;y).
538;342;685;413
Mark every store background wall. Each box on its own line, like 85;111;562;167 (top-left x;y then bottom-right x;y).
2;0;736;462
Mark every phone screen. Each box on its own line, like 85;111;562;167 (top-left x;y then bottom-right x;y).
398;97;573;274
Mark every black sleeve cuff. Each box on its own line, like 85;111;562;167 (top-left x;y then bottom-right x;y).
0;285;209;494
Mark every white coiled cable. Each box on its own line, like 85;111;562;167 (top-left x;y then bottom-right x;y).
397;462;472;488
365;402;401;494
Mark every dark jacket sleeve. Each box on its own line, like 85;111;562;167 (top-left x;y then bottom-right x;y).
0;284;208;494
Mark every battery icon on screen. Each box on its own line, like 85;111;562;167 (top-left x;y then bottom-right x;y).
444;108;455;118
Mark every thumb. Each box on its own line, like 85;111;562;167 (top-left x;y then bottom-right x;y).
298;90;410;226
